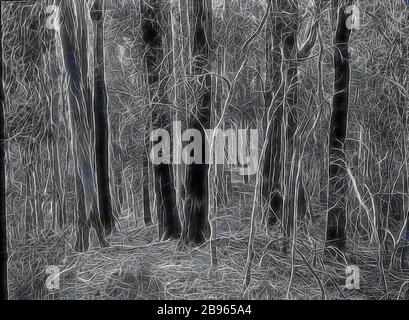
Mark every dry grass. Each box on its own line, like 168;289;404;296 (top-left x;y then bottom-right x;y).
7;188;409;300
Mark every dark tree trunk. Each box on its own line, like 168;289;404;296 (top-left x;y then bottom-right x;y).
141;0;181;240
326;1;352;250
262;0;285;227
91;0;115;235
182;0;212;245
0;0;8;299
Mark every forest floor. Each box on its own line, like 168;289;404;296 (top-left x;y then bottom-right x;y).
7;182;409;300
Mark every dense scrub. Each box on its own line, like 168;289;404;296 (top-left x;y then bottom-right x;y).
1;0;409;299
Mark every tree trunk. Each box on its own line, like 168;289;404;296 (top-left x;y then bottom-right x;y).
141;0;181;240
58;0;107;251
326;0;352;250
91;0;115;235
281;0;299;253
262;0;286;227
281;0;314;252
182;0;212;245
42;2;65;230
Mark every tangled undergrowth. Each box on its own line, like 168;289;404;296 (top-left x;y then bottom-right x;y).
8;186;409;300
3;0;409;301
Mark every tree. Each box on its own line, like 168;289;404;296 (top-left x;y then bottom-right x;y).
0;0;8;299
261;0;316;239
280;0;299;253
281;0;317;252
183;0;213;245
58;0;109;250
42;0;66;231
262;0;285;228
91;0;115;235
141;0;181;240
326;0;352;250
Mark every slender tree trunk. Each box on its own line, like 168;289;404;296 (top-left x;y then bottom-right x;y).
281;0;314;252
326;0;352;250
262;0;285;228
0;0;8;298
91;0;115;235
141;0;181;240
47;71;65;230
169;0;187;224
183;0;212;245
214;2;229;208
281;0;298;253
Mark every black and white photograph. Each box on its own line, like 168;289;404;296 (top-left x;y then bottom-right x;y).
0;0;408;303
